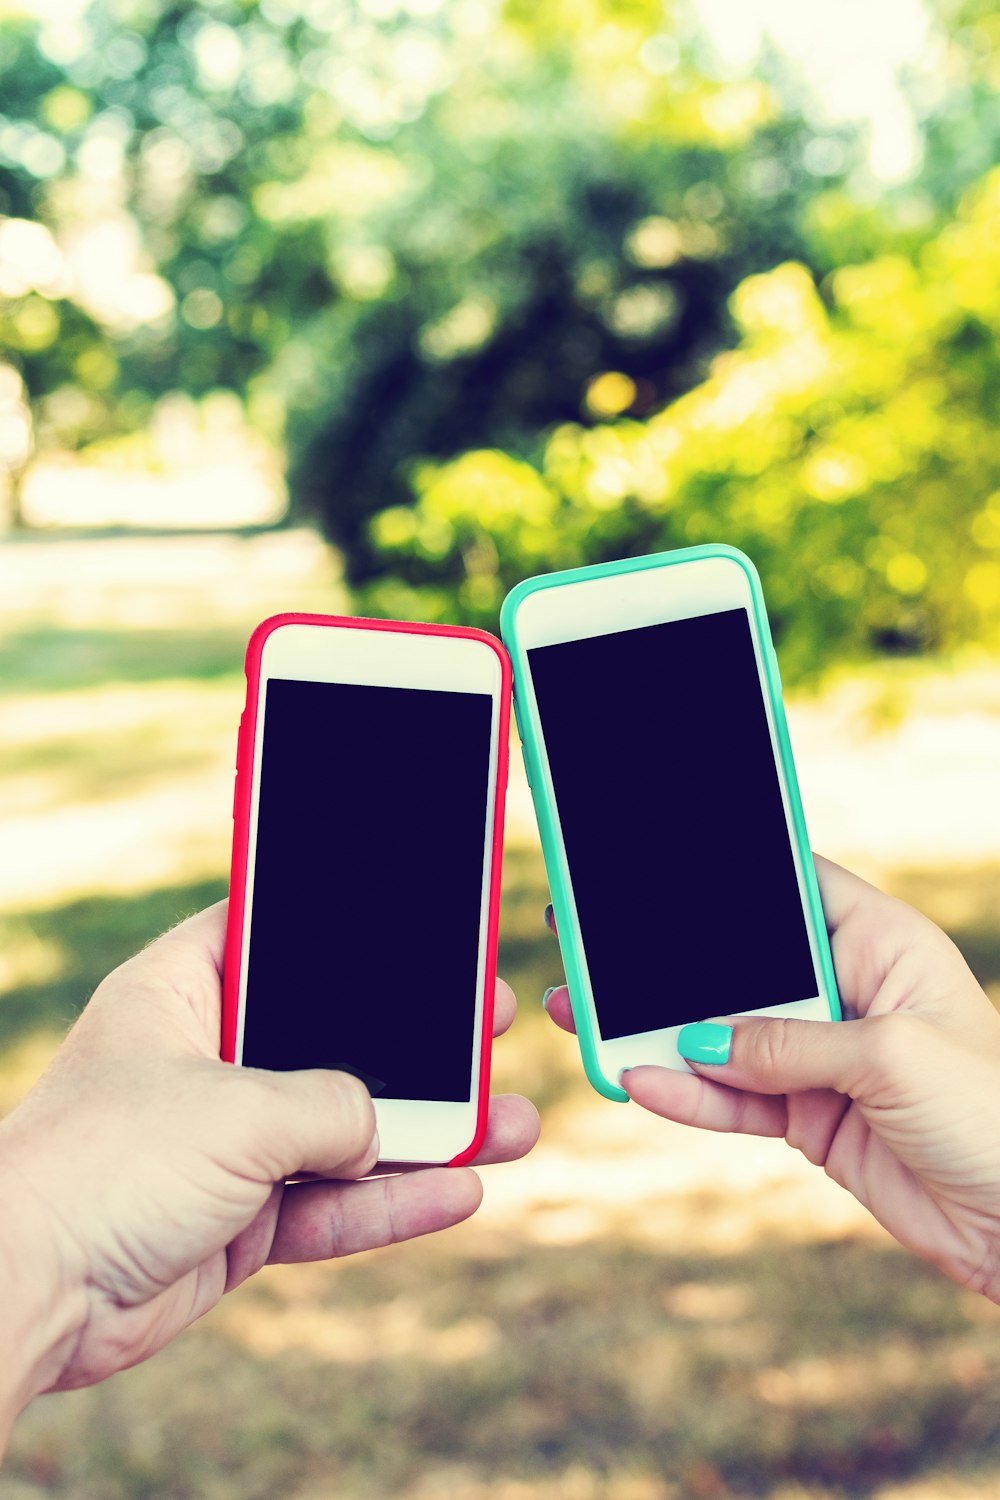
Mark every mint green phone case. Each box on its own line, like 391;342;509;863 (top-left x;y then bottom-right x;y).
499;544;842;1102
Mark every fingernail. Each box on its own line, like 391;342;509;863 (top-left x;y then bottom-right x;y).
542;986;556;1010
677;1022;732;1065
617;1067;632;1085
543;903;554;932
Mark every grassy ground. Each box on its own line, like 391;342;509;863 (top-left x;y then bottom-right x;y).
4;531;1000;1500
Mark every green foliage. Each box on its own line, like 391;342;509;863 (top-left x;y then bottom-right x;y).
2;0;1000;674
364;168;1000;678
0;1;851;520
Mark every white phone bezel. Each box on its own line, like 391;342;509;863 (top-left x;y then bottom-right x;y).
234;622;503;1164
513;554;835;1077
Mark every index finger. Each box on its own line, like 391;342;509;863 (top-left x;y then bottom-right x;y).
266;1167;485;1266
543;984;575;1035
492;977;517;1037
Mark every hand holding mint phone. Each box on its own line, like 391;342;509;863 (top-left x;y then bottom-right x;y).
500;545;840;1101
546;854;1000;1303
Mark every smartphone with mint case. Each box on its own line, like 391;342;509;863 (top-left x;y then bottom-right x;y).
500;544;841;1102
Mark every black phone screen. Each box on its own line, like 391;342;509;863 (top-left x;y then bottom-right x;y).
527;608;817;1039
241;677;493;1100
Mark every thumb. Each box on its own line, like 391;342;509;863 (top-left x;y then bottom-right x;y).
232;1066;379;1182
678;1014;905;1098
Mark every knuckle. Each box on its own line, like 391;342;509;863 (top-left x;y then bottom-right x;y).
742;1019;788;1080
330;1070;377;1143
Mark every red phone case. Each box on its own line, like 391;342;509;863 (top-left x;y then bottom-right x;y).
221;612;511;1168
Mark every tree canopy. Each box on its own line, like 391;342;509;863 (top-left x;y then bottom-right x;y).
1;0;998;674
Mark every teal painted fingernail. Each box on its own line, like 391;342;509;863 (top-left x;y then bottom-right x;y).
542;986;556;1011
677;1022;732;1065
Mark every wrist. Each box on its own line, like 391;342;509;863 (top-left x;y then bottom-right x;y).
0;1144;87;1446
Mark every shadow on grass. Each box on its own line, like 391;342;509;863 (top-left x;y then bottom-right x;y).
0;625;248;693
3;855;998;1075
0;850;562;1093
5;857;1000;1495
10;1229;1000;1499
0;877;228;1052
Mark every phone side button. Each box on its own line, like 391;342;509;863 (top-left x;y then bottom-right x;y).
231;717;244;819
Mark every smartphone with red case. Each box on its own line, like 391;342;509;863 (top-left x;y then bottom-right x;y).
223;613;511;1167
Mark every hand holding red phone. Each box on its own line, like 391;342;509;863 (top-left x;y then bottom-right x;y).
545;856;1000;1300
0;901;539;1439
226;616;512;1166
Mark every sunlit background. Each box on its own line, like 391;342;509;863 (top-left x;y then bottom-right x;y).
4;0;1000;1496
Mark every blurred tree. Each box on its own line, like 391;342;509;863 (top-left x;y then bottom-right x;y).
368;173;1000;676
354;0;1000;674
280;9;857;577
0;0;852;544
916;0;1000;216
1;0;998;676
0;20;110;521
